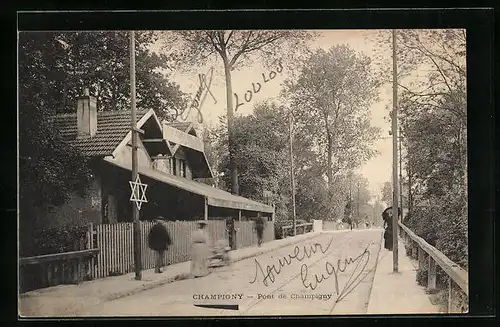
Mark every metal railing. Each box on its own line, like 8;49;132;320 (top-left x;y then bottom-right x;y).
398;222;468;313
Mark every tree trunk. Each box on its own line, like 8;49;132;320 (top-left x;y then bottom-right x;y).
223;60;239;195
327;133;333;189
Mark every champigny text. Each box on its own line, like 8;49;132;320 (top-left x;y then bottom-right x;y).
193;293;244;300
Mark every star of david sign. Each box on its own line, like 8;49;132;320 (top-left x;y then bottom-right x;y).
129;175;148;210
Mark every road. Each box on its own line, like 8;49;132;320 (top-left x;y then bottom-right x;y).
79;229;382;316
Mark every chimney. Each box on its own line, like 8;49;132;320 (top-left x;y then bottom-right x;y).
77;88;97;139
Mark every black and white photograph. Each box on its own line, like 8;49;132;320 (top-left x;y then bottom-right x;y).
18;25;469;317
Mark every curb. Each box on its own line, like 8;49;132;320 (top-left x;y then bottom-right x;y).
365;229;385;313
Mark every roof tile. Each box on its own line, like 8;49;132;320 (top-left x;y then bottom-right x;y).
51;110;149;157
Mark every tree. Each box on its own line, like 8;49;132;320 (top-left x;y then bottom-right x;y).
18;96;92;238
380;181;393;206
282;45;381;189
162;30;314;194
19;31;187;120
376;30;467;275
210;102;290;200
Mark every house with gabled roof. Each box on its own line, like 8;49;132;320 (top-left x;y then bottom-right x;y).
48;89;274;227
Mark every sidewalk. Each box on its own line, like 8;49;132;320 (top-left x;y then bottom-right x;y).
19;231;323;317
366;236;441;314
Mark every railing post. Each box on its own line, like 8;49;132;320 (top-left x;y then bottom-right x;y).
427;256;437;293
412;242;418;259
418;247;425;270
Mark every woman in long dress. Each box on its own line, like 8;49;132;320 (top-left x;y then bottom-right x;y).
191;221;211;278
382;207;394;250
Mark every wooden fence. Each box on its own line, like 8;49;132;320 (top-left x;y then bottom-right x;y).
399;222;468;313
89;220;227;279
21;219;276;291
234;221;275;248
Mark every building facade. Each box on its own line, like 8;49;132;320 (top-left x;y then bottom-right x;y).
44;89;273;228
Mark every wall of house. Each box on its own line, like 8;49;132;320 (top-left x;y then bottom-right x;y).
150;147;193;180
152;155;170;174
113;137;152;168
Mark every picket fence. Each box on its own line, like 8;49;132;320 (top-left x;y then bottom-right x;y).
88;220;275;279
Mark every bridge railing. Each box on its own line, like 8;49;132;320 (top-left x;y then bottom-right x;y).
398;222;468;313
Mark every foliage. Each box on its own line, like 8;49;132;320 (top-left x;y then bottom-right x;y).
162;30;315;75
19;31;187;121
380;181;393;205
161;30;315;194
18;97;93;230
210;102;291;201
281;45;381;187
378;30;468;271
20;225;89;257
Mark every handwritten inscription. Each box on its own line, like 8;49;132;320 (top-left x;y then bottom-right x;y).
301;243;371;302
249;238;372;304
234;61;284;112
179;67;217;123
249;238;333;287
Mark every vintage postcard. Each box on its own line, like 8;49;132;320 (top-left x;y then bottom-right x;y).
18;26;468;317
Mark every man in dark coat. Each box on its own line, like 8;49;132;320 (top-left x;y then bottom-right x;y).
148;216;172;273
255;217;265;247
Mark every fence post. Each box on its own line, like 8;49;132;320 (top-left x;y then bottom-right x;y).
418;247;425;270
412;242;418;259
86;223;93;279
427;256;437;293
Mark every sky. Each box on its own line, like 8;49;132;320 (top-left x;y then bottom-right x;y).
162;30;396;198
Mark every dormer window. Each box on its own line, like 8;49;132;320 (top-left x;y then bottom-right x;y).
179;160;186;178
170;157;176;175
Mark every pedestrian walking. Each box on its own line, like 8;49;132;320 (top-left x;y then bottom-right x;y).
226;218;237;250
382;207;393;250
190;220;211;278
147;216;172;274
254;217;265;247
382;207;402;251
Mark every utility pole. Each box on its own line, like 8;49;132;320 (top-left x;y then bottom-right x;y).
399;127;404;222
391;29;399;273
130;31;142;280
356;181;360;228
289;111;297;236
